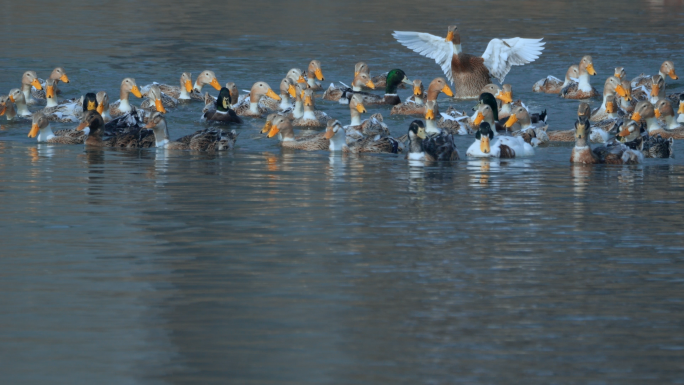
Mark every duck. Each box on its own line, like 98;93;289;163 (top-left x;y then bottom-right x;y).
145;111;236;151
590;77;622;121
154;72;200;101
390;77;453;116
0;95;18;121
95;91;112;122
615;79;636;113
266;115;329;151
394;25;545;99
233;82;281;118
326;119;403;154
504;105;550;146
35;79;81;123
139;84;174;113
8;88;33;118
437;105;471;135
422;101;460;160
466;122;534;158
631;60;678;89
322;72;376;102
20;71;43;105
571;117;642;164
109;78;143;117
293;88;331;128
407;120;453;161
285;68;307;86
614;67;626;81
678;94;684;124
471;93;506;134
632;100;665;135
276;77;296;111
586;94;624;144
304;60;325;90
648;75;666;104
560;56;599;99
532;64;580;94
202;87;243;124
27;112;84;144
345;94;390;141
77;110;154;148
33;67;70;99
493;84;515;119
651;98;684;139
615;118;671;159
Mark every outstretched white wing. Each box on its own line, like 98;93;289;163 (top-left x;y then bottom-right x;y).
393;31;454;84
481;38;545;83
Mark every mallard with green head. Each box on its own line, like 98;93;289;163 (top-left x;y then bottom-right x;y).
203;87;243;124
355;69;413;105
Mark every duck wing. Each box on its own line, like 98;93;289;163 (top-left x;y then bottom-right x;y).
481;38;545;83
392;31;454;84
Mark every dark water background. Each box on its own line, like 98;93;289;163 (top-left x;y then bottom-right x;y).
2;1;684;383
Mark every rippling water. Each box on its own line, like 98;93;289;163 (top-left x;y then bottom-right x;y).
2;1;684;383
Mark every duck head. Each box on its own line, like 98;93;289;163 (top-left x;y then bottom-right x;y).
250;81;281;103
324;119;344;140
504;106;530;130
354;62;369;77
49;67;69;83
180;72;193;93
650;75;665;98
445;25;461;52
350;93;366;114
302;88;315;108
28;112;49;138
577;102;591;120
280;77;296;99
579;55;596;76
654;98;675;121
574;117;590;141
425;100;439;121
615;79;632;101
77;110;105;135
22;71;42;90
614;67;626;80
426;77;453;101
408;120;427;143
145;84;166;113
195;70;221;91
216;87;234;112
45;78;59;107
267;115;294;140
82;92;98;112
496;84;513;104
412;79;424;97
286;68;306;85
474;92;499;121
603;76;621;96
632;100;656;124
476;122;495;154
617;119;642;143
308;60;324;81
565;65;580;82
261;113;279;134
352;72;375;91
120;77;142;99
224;82;240;104
660;60;678;80
96;91;109;115
605;94;617;114
384;69;412;94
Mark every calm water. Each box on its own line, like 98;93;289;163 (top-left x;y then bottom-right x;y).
2;1;684;383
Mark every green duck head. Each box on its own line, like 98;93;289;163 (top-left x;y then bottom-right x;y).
215;87;233;112
385;69;412;94
474;92;499;121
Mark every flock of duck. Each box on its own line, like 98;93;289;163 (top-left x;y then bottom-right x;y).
1;25;683;164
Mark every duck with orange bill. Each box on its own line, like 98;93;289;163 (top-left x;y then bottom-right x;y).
504;105;549;146
202;87;242;124
560;56;599;99
325;119;403;154
632;100;665;134
145;111;237;151
571;117;642;164
631;60;678;89
391;77;453;116
589;76;622;122
393;25;544;99
27;112;84;144
344;94;390;142
322;71;376;103
304;60;325;91
467;122;534;158
614;79;636;113
677;94;684;124
150;72;197;101
0;95;18;121
293;88;331;128
33;67;70;100
406;120;456;161
7;88;32;118
532;64;580;94
140;84;175;113
257;77;297;112
78;110;154;148
108;78;143;117
650;99;684;139
191;70;222;94
614;67;627;81
233;81;281;118
265;115;329;151
618;119;674;158
355;69;414;106
421;101;460;160
21;71;43;106
34;79;82;123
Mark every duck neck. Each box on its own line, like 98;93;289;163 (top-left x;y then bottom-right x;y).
249;102;259;114
664;114;679;130
352;84;362;92
646;117;661;132
279;94;291;110
3;103;17;120
619;97;631;109
350;110;361;126
600;94;611;111
179;87;191;100
119;98;132;113
425;119;441;135
384;82;398;95
46;96;59;108
414;95;423;104
293;99;304;118
38;124;55;142
21;84;34;103
650;91;663;105
678;105;684;123
500;103;511;114
307;76;317;88
409;136;424;154
329;130;347;152
16;99;31;116
578;73;592;92
575;136;590;148
193;80;203;92
151;123;171;148
452;42;462;54
303;104;316;120
562;76;572;87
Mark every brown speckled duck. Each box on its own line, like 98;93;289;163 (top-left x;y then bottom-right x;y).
390;77;453;116
590;76;622;122
571;117;642;164
145;111;235;151
532;64;580;94
21;71;43;106
651;99;684;139
394;25;545;99
322;72;375;102
560;56;599;99
631;60;678;89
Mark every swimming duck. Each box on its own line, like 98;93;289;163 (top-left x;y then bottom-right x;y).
234;82;281;118
145;111;235;151
202;87;243;124
571;117;642;164
276;77;296;111
322;72;376;102
622;121;673;158
154;72;199;101
614;79;636;113
407;120;455;161
8;88;32;118
0;95;18;121
390;77;453;116
33;67;70;99
678;94;684;124
590;77;622;121
326;119;403;154
614;67;626;81
504;105;549;138
358;69;415;104
632;100;664;134
293;88;331;128
631;60;678;89
78;110;153;148
21;71;43;105
471;93;506;134
266;115;329;151
345;94;390;141
304;60;325;90
95;91;111;122
532;64;580;94
35;79;81;123
394;25;545;99
437;105;471;135
109;78;143;117
422;101;460;160
560;56;599;99
651;98;684;138
548;102;591;142
192;70;221;93
648;75;666;104
466;122;534;158
27;112;84;144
